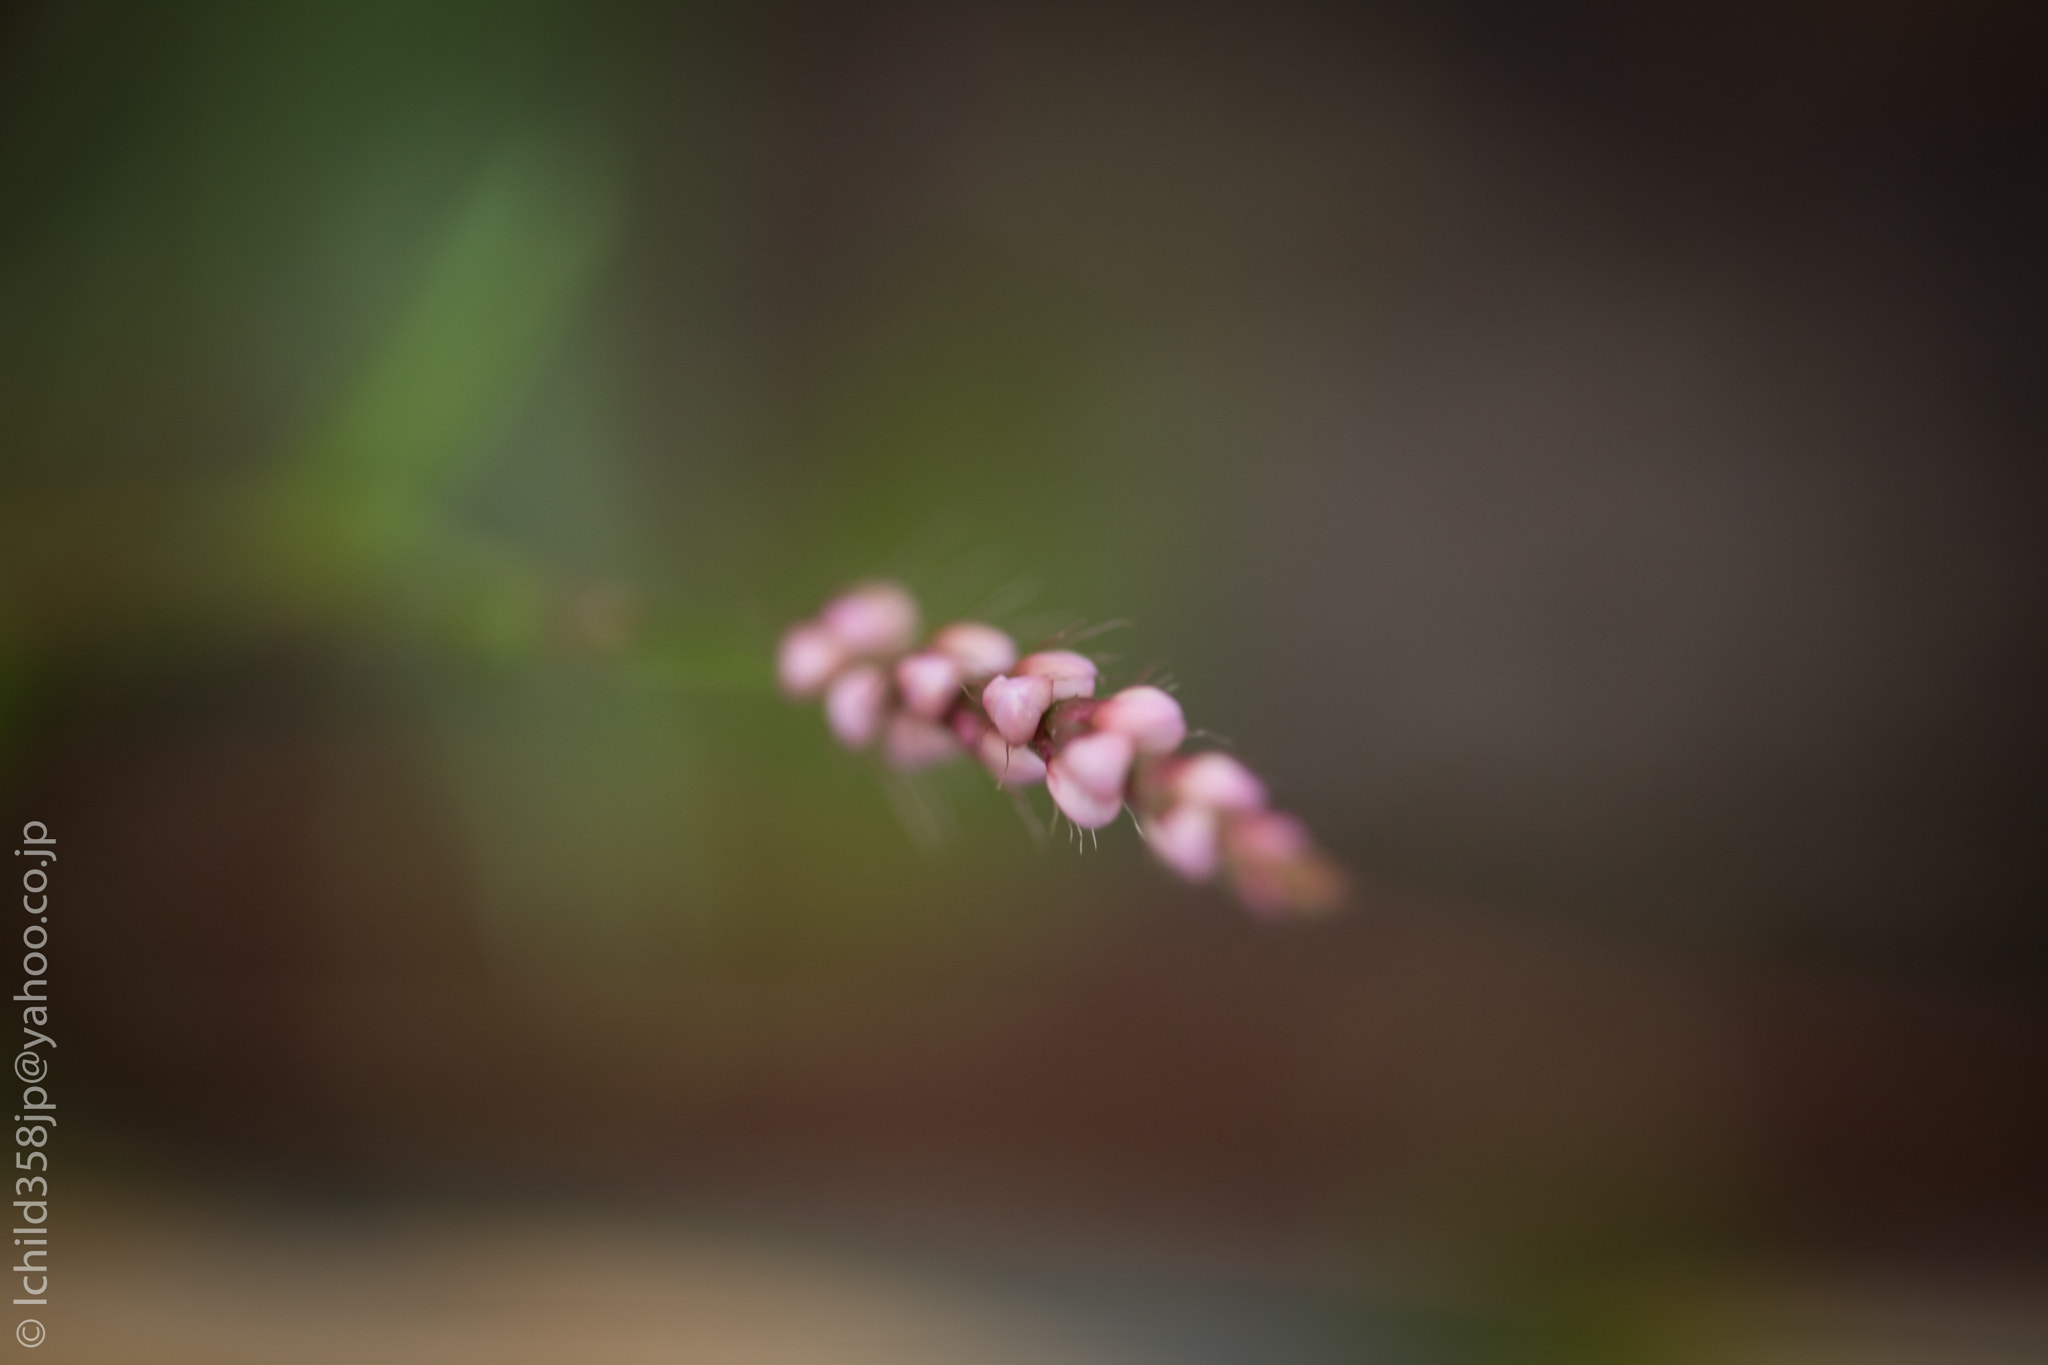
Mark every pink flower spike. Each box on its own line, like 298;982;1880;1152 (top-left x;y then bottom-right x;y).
982;673;1055;747
932;622;1017;678
1016;650;1098;700
777;583;1347;918
1144;803;1219;882
895;651;963;719
884;713;961;770
1092;685;1187;756
1046;731;1135;829
820;581;920;657
976;729;1047;787
1169;752;1268;812
825;664;888;749
777;622;845;698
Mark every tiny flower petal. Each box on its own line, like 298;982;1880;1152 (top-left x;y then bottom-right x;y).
777;622;845;698
1169;752;1268;812
1046;731;1135;828
1056;730;1136;797
825;664;888;749
1047;767;1124;828
976;729;1047;787
1223;810;1344;917
982;673;1055;747
884;713;961;770
1056;731;1136;799
932;622;1017;678
1092;685;1187;756
895;651;963;719
1226;809;1311;862
950;706;989;748
820;581;920;656
1016;650;1098;700
1144;803;1219;882
1231;864;1291;917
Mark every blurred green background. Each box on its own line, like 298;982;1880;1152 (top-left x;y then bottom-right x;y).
3;2;2046;1361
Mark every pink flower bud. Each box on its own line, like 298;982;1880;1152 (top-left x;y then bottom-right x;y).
884;713;961;770
976;729;1047;787
982;672;1055;747
950;706;989;748
1091;685;1187;756
1046;731;1134;829
1168;752;1268;812
1143;803;1219;882
1226;809;1310;862
777;622;845;698
1224;811;1344;917
820;581;920;657
825;664;888;749
932;622;1017;678
894;651;963;719
1016;650;1098;700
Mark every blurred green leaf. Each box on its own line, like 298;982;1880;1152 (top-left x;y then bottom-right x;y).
263;137;620;591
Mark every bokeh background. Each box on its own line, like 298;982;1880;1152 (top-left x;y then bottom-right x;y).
3;1;2046;1360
